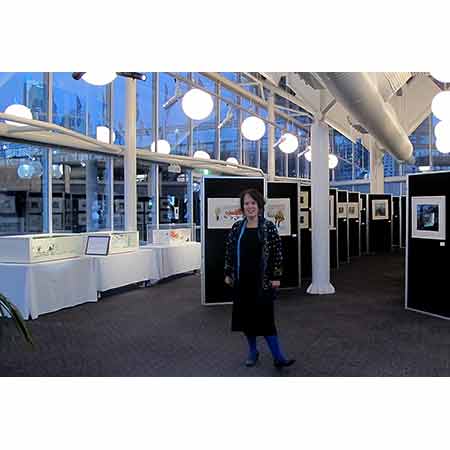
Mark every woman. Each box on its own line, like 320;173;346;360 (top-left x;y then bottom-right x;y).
224;189;295;368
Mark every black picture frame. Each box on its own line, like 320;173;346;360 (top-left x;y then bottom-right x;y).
85;235;111;256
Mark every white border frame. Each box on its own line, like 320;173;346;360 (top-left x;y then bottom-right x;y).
411;195;446;240
371;199;389;220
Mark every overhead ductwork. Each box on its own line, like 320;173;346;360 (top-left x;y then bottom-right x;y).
315;72;414;162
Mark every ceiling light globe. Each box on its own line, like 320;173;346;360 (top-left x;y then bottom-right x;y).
151;139;171;154
431;91;450;121
181;88;214;121
4;104;33;126
81;72;117;86
278;132;299;154
241;116;266;141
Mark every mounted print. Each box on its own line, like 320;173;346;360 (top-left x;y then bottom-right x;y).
299;191;309;209
299;210;309;229
265;198;291;236
207;198;242;229
52;197;64;213
0;194;16;214
347;202;359;219
27;197;42;213
372;199;389;220
411;196;446;240
337;203;347;218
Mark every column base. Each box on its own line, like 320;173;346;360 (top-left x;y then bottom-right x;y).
306;283;335;295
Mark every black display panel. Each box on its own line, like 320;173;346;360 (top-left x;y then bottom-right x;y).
400;196;406;248
268;182;299;288
329;188;339;270
368;193;392;253
360;193;368;255
202;177;265;305
299;184;312;279
348;191;360;258
392;196;400;247
337;190;349;264
406;172;450;318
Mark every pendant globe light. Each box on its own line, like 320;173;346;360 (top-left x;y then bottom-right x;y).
81;72;117;86
328;153;339;169
30;160;43;177
436;138;450;154
4;104;33;126
431;91;450;121
241;116;266;141
430;72;450;83
433;120;450;141
150;139;171;154
193;150;211;159
17;161;34;179
181;88;214;121
96;126;116;144
52;164;64;179
278;132;299;154
304;146;312;162
226;157;239;165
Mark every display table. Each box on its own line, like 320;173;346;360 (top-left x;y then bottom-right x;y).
92;249;160;293
0;256;97;319
141;242;201;279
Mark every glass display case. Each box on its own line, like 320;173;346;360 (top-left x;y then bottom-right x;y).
0;234;85;263
83;231;139;254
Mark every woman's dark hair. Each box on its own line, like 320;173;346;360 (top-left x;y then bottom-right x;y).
240;189;265;213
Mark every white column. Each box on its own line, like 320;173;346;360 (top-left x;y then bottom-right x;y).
267;92;275;181
124;78;137;231
370;139;385;194
307;119;335;295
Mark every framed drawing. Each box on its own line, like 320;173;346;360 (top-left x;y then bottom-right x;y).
52;214;63;230
299;210;309;229
28;197;41;213
329;195;335;229
78;213;87;226
28;215;42;232
0;194;16;214
137;201;144;212
265;198;291;236
52;198;64;213
78;198;87;212
337;203;347;219
207;198;242;229
114;199;125;213
299;191;309;209
372;199;389;220
411;196;446;240
347;202;359;219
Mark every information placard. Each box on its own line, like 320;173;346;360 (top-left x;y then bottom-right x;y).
85;235;111;256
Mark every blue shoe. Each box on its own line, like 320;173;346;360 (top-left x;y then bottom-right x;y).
245;351;260;367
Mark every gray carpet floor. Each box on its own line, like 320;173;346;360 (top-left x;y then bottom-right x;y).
1;251;449;376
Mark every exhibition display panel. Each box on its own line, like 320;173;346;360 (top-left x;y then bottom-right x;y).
368;193;393;253
329;188;339;270
202;176;265;305
268;181;300;288
337;190;350;264
392;196;401;248
299;183;312;279
400;195;406;248
360;193;369;255
348;191;361;258
406;171;450;319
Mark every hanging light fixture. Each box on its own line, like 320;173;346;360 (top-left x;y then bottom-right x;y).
80;72;118;86
193;150;211;159
52;164;64;179
278;132;299;154
431;91;450;121
17;161;34;179
430;72;450;83
241;116;266;141
226;157;239;165
4;104;33;126
181;88;214;121
150;139;171;154
433;120;450;141
96;126;116;144
436;138;450;154
328;153;339;169
304;146;312;162
30;160;43;177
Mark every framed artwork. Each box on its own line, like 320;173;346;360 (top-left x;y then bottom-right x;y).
78;199;87;212
52;198;64;213
28;197;42;213
137;214;144;225
78;213;87;226
207;198;242;229
372;199;389;220
329;195;335;229
28;215;42;232
299;211;309;229
299;191;309;209
411;196;446;240
0;194;16;214
137;201;144;212
52;214;63;230
265;198;291;236
347;202;359;219
114;199;125;213
85;235;111;256
337;203;347;219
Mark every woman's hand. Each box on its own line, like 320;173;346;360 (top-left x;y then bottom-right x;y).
271;280;280;289
225;276;233;286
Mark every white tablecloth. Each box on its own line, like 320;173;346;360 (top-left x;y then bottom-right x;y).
142;242;201;279
0;257;97;320
92;249;160;292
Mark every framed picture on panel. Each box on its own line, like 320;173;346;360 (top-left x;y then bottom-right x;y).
411;196;446;240
299;211;309;229
337;203;347;218
372;199;389;220
347;202;359;219
299;191;309;209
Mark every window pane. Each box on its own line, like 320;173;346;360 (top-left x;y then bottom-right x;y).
136;159;155;242
136;73;153;149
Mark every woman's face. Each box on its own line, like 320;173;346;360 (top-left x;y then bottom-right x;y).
243;194;259;219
